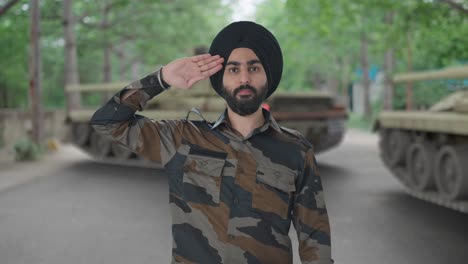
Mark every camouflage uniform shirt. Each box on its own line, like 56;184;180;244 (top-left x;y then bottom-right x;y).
90;69;333;264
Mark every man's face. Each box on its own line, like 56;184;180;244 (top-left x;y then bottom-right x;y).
221;48;268;116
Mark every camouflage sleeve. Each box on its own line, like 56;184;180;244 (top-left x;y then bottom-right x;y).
292;149;334;264
90;69;183;166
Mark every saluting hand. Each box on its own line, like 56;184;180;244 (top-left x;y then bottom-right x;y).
161;54;224;89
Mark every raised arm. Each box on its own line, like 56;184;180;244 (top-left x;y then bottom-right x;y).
292;149;334;264
90;54;224;166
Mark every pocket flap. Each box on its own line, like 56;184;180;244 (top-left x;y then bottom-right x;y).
184;155;225;177
256;165;296;192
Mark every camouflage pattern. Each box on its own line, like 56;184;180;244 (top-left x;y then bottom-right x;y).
91;69;333;264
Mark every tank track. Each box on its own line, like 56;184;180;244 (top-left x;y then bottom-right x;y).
387;165;468;213
314;118;346;153
378;128;468;214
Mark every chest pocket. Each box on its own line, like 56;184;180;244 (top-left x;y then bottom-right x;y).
252;165;297;219
182;152;226;205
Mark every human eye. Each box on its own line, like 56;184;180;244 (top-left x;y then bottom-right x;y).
228;67;238;73
249;66;260;72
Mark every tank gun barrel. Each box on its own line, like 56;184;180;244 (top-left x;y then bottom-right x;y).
65;82;130;93
393;65;468;83
65;79;218;97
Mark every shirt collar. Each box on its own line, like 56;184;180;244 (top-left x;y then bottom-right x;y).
210;108;282;134
210;109;228;130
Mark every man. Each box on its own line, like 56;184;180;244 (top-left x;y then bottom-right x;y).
91;21;333;264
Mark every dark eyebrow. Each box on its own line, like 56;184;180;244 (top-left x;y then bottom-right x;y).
247;59;262;65
226;60;262;66
226;61;240;66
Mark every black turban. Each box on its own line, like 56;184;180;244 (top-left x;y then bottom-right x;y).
208;21;283;99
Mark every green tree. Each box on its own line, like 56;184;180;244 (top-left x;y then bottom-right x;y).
256;0;468;115
0;0;231;109
0;1;29;108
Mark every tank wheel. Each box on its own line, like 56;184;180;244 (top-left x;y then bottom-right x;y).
405;142;436;191
111;142;133;160
381;129;410;167
89;131;112;158
72;123;91;146
434;145;468;200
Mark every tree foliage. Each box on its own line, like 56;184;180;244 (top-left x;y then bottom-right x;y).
256;0;468;109
0;0;230;108
1;0;467;111
0;0;29;108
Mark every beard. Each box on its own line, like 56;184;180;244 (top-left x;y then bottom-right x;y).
221;84;268;116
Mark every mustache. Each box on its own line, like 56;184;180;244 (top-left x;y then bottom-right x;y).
233;85;257;97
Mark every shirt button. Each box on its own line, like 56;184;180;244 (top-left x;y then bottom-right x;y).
233;196;239;205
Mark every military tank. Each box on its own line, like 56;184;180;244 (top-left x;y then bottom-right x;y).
65;76;347;168
374;65;468;213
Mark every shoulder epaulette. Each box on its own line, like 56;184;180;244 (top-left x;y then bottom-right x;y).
280;126;313;150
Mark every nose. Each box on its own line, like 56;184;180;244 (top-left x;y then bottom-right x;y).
239;68;250;85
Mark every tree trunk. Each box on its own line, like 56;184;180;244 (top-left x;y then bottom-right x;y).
360;32;371;120
312;72;323;91
406;31;414;111
6;89;10;108
383;12;395;111
131;60;141;80
103;43;111;83
383;47;395;110
117;45;127;81
340;56;351;108
63;0;81;113
29;0;43;145
118;55;126;81
102;4;111;83
0;0;21;17
0;89;6;108
326;76;339;96
102;6;112;102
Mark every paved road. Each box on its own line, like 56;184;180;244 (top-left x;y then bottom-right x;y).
0;129;467;264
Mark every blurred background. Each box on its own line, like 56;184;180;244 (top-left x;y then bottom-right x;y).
1;0;468;146
0;0;467;264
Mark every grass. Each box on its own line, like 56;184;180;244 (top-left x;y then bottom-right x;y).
13;138;43;161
